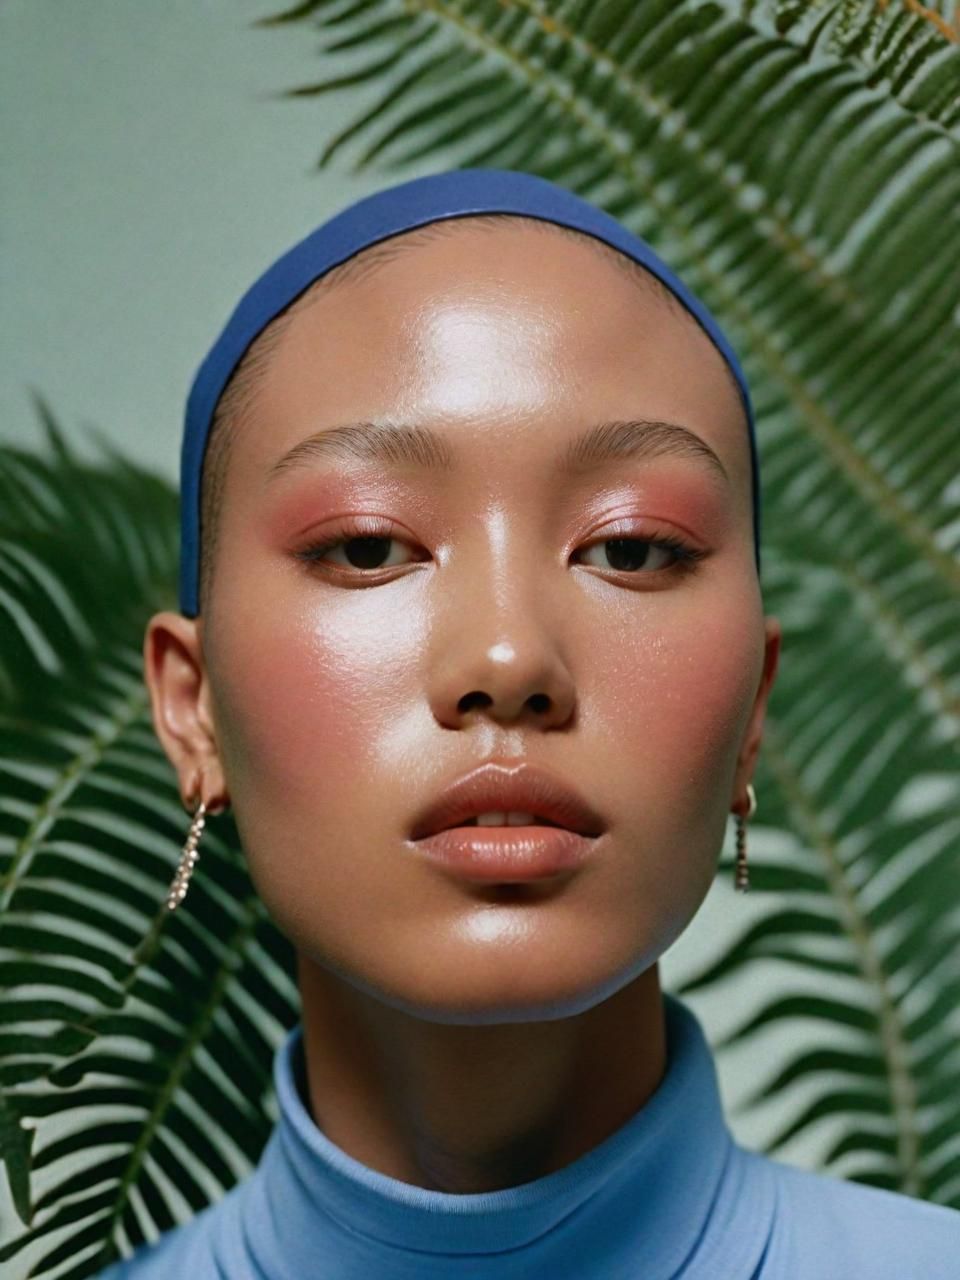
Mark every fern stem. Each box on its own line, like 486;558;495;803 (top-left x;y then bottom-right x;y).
490;0;870;316
92;894;263;1269
764;722;923;1196
876;0;960;43
0;678;150;920
834;553;960;735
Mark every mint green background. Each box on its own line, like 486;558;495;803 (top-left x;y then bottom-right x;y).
1;0;392;479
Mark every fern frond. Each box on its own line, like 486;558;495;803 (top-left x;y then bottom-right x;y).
0;423;299;1274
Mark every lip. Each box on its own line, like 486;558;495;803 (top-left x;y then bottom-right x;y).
411;825;600;884
409;761;607;841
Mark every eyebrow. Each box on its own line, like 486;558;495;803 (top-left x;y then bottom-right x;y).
267;418;729;486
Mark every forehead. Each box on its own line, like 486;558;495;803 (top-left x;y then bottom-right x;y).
228;219;750;501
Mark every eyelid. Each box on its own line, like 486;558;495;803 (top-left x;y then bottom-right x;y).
584;514;703;547
294;516;419;567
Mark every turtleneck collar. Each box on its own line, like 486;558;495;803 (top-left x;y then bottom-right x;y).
231;993;777;1278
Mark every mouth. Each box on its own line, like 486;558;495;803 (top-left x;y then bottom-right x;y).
409;762;607;843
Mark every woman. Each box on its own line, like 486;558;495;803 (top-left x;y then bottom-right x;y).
98;169;960;1277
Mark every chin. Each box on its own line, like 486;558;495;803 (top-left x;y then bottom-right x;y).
329;939;664;1027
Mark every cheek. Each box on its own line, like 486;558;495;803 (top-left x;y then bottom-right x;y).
590;575;760;769
592;582;761;883
209;587;424;805
592;590;762;960
638;612;758;781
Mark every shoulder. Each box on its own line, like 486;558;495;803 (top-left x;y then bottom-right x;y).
750;1151;960;1279
89;1179;249;1279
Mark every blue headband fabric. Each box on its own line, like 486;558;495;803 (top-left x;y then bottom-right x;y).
180;167;761;615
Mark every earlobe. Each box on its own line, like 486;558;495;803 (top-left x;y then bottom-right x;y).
142;611;229;811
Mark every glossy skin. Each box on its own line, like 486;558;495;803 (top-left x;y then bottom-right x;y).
144;220;781;1193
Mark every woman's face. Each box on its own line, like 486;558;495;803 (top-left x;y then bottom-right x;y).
196;221;779;1023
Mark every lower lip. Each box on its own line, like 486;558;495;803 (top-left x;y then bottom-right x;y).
411;826;600;883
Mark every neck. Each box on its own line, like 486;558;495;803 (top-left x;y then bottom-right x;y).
296;956;667;1194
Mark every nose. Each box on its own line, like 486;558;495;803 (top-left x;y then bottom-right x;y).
441;637;575;729
426;525;577;730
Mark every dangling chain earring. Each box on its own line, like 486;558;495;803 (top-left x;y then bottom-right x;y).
167;799;208;911
734;783;757;893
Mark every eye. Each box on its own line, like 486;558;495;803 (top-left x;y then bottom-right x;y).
295;521;707;581
573;532;706;575
295;519;423;574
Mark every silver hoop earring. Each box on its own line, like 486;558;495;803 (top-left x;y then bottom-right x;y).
734;783;757;893
167;800;207;911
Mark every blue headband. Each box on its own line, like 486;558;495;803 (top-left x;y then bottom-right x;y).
180;167;761;615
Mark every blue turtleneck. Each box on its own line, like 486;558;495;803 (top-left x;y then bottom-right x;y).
95;994;960;1278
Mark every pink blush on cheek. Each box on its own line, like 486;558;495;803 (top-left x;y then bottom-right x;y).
212;619;369;805
612;607;761;797
674;635;760;782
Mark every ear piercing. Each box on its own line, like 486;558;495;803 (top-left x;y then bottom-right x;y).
734;783;757;893
167;799;208;911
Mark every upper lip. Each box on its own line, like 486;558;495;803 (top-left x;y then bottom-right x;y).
409;762;607;840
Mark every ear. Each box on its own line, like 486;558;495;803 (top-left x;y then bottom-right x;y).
730;614;782;816
143;611;230;814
